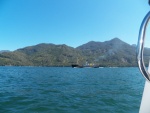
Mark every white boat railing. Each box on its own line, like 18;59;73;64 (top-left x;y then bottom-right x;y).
137;1;150;112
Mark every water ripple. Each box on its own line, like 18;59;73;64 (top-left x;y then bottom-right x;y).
0;67;144;113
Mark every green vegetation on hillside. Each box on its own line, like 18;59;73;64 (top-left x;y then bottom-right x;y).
0;38;149;67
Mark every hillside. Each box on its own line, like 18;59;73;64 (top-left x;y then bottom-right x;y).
0;44;84;66
77;38;137;66
0;38;149;67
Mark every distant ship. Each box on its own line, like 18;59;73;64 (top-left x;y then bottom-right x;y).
72;64;99;68
71;64;83;68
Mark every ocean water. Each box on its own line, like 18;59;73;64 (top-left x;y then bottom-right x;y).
0;66;145;113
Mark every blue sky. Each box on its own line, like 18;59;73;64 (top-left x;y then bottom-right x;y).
0;0;150;50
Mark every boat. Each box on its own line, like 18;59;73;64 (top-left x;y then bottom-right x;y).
71;64;83;68
137;1;150;112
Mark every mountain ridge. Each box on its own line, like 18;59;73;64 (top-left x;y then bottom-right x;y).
0;38;149;67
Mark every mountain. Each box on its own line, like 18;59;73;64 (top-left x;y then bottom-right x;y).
77;38;150;67
16;43;84;66
0;50;11;53
77;38;137;66
0;38;149;67
0;43;84;66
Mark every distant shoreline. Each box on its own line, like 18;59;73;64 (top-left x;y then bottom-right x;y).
0;38;146;67
0;65;139;68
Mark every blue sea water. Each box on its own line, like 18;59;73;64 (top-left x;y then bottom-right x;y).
0;67;145;113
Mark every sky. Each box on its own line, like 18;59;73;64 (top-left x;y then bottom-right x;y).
0;0;150;51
